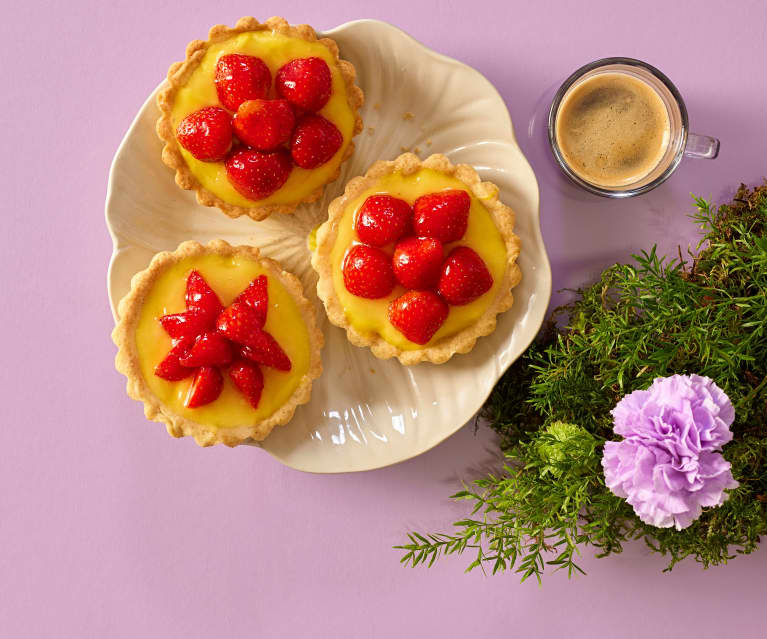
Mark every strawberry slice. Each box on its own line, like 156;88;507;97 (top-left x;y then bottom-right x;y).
290;114;342;169
215;54;271;111
229;359;265;409
233;99;296;151
215;302;264;346
216;302;280;356
355;195;413;247
392;236;444;290
233;275;268;327
185;270;223;321
413;190;471;243
225;148;293;200
275;57;332;112
238;331;291;371
154;340;195;381
176;106;233;162
185;366;224;408
388;290;449;345
438;246;493;305
158;310;211;341
342;244;396;299
179;331;233;368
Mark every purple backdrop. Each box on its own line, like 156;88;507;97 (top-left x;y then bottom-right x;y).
2;1;766;637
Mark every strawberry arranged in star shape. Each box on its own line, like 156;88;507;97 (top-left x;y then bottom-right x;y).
176;53;343;201
154;271;290;409
343;189;495;345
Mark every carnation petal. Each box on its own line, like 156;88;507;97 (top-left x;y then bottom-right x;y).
611;389;651;437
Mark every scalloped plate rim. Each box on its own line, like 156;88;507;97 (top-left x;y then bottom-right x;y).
105;18;551;472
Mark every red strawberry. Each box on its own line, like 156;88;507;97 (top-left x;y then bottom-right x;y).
238;333;292;372
275;57;332;112
185;270;223;322
388;290;449;345
355;195;413;247
229;359;264;409
154;340;195;381
233;275;268;327
290;114;342;169
215;302;264;346
185;366;223;408
158;310;211;341
392;236;444;290
215;54;271;111
225;148;292;200
233;99;295;151
413;190;471;243
438;246;493;305
176;106;233;162
179;331;233;368
342;244;396;299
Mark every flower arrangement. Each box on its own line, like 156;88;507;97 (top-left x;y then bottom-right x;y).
397;184;767;581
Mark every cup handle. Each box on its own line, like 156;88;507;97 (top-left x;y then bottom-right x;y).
685;133;720;159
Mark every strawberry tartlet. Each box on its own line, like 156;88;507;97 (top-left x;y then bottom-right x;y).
112;240;323;446
311;153;522;365
156;16;364;221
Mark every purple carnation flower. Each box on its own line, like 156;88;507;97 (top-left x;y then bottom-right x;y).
602;375;739;530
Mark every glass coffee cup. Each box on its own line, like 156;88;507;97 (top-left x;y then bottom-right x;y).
548;57;719;198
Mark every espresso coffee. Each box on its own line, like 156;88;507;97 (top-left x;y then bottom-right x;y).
554;72;671;187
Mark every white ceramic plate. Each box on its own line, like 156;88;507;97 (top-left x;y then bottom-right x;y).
106;19;550;473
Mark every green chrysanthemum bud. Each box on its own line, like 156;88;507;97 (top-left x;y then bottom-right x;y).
534;422;596;478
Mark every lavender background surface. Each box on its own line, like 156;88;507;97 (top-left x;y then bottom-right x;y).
2;1;766;637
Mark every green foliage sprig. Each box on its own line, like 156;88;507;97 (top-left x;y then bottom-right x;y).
397;184;767;581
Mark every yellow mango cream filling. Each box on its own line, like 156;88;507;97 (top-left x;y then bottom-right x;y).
135;254;311;428
329;169;508;350
170;30;356;207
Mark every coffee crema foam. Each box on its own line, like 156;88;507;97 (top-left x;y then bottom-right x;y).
555;72;671;187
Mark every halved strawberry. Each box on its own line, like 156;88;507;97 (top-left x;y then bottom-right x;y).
290;114;342;169
158;310;211;341
215;54;271;111
233;99;295;151
185;366;223;408
229;359;265;409
185;270;223;322
179;331;233;368
233;275;268;327
413;190;471;243
154;340;195;381
355;195;413;247
342;244;396;299
176;106;233;162
392;236;444;290
215;302;263;346
275;57;332;112
238;331;291;371
225;148;293;200
388;290;449;345
438;246;493;305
